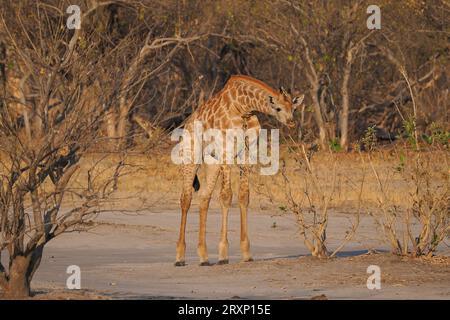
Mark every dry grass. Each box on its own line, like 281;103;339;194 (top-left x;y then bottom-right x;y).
3;143;433;211
59;146;449;213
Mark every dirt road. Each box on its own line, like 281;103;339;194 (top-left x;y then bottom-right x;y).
29;208;450;299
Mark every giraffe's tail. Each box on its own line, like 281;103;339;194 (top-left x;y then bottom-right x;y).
193;174;200;192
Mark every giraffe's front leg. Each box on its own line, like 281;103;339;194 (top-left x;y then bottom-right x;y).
198;164;221;266
239;165;253;262
218;165;232;264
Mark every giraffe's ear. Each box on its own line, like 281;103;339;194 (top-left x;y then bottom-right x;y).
292;94;305;108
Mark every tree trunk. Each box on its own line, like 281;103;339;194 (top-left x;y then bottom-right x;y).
18;72;32;142
339;47;355;151
3;255;31;299
297;35;329;150
2;248;44;299
312;242;329;258
340;70;351;151
117;97;131;147
106;110;117;139
310;86;328;150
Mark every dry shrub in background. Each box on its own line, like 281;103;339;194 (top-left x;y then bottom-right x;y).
257;140;363;258
367;148;449;258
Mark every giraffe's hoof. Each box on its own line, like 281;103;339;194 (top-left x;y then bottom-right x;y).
217;259;229;265
199;261;211;266
243;257;254;262
174;261;186;267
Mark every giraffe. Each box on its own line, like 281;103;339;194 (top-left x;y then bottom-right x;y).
175;75;304;266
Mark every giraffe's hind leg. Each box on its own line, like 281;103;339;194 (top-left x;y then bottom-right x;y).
175;164;198;266
197;164;221;266
239;165;253;262
218;165;232;264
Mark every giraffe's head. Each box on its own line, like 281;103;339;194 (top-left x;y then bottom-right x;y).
267;87;304;128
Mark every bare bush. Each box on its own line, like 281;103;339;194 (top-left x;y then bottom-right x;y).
0;1;133;298
367;149;449;257
259;141;362;258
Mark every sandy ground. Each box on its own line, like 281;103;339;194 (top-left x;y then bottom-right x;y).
26;206;450;300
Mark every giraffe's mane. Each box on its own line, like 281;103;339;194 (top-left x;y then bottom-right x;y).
227;75;278;97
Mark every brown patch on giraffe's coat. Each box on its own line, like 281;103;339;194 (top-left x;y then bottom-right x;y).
222;93;230;105
220;117;231;128
231;117;243;127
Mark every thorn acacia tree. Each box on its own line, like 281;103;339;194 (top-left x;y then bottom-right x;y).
0;2;130;298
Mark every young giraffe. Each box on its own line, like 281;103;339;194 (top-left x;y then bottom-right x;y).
175;75;304;266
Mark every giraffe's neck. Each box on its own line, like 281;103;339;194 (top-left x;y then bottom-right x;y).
227;80;273;118
185;76;276;130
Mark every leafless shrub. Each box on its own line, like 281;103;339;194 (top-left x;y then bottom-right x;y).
0;1;135;298
366;148;449;257
259;140;363;258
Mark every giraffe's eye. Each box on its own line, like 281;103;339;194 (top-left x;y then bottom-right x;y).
276;107;282;112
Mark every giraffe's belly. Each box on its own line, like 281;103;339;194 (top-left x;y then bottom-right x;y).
183;116;261;165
